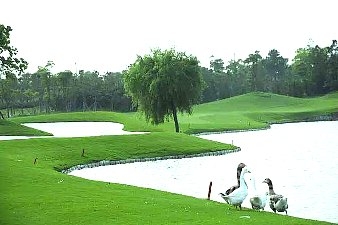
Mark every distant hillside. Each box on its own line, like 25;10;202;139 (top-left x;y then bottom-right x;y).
179;91;338;133
5;91;338;135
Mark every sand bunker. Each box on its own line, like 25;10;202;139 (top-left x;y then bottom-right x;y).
0;122;147;140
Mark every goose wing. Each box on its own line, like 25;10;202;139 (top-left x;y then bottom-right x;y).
275;197;288;213
269;194;284;203
225;185;239;195
250;196;263;209
220;187;248;205
269;195;288;214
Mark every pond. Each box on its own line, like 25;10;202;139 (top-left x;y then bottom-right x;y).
68;121;338;224
2;121;337;223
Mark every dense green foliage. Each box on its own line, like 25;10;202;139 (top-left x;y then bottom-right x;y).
2;68;131;117
0;25;27;76
123;48;204;132
1;24;337;119
203;43;338;102
0;24;28;119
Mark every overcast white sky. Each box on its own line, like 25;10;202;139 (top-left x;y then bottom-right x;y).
1;0;338;74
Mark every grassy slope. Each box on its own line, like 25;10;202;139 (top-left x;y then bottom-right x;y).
182;92;338;133
8;92;338;135
1;135;331;225
0;120;51;136
1;92;338;225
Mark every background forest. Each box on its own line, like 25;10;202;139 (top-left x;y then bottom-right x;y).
1;40;338;118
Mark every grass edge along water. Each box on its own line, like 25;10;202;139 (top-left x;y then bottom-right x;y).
1;91;337;224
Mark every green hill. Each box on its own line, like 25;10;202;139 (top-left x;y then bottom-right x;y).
1;92;337;224
181;91;338;133
6;92;338;135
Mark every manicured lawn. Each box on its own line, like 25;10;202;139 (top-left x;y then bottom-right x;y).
7;92;338;135
1;92;337;224
181;91;338;133
1;134;333;225
0;120;51;136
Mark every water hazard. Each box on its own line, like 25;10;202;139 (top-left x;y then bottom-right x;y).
2;121;337;223
69;121;338;224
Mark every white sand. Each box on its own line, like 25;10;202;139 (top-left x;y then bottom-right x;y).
0;122;147;140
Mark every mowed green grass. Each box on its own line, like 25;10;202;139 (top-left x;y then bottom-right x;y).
0;120;51;136
182;91;338;133
1;135;332;225
1;92;338;225
8;91;338;135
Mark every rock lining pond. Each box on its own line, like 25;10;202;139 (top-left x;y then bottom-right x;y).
2;121;337;223
69;121;338;224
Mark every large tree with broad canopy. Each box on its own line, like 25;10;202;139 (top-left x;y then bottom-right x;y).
123;48;204;133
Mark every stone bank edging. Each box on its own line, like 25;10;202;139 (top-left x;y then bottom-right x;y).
62;147;241;174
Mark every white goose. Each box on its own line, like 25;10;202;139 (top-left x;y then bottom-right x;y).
248;175;267;211
263;178;288;215
220;166;251;210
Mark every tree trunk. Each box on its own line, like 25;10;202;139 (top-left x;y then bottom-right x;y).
0;110;4;119
171;101;180;133
93;96;97;111
82;96;86;112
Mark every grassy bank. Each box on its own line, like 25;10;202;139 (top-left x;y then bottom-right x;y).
1;134;333;225
182;91;338;133
7;92;338;135
0;120;51;136
1;92;337;224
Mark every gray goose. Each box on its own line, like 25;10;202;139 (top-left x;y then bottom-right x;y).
249;176;267;210
263;178;288;215
225;163;247;195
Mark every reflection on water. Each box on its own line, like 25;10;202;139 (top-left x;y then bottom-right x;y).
70;121;338;223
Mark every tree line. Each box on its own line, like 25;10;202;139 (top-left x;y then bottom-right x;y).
203;41;338;102
1;24;338;119
0;62;132;118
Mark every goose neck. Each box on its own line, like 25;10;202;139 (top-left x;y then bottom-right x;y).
251;177;257;191
268;184;276;195
236;170;241;185
239;173;248;189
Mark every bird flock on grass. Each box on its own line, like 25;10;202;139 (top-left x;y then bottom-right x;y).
219;163;288;215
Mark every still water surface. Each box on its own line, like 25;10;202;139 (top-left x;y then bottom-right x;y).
70;121;338;223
